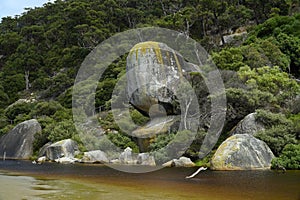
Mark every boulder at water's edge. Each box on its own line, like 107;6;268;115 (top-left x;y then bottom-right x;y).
81;150;109;163
0;119;41;159
210;134;274;170
46;139;79;161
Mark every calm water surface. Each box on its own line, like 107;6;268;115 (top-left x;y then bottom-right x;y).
0;160;299;200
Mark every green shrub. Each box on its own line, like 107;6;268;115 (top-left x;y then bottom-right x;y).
255;109;291;127
5;102;34;121
255;125;297;156
149;133;175;152
238;66;300;106
107;132;139;153
32;101;64;117
98;111;119;131
271;144;300;169
45;119;78;142
130;109;149;125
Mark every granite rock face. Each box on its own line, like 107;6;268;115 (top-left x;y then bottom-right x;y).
231;113;265;136
210;134;274;170
46;139;79;161
137;153;156;166
81;150;109;163
119;147;135;164
126;41;197;116
0;119;41;159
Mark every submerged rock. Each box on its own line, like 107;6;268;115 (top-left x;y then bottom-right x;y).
81;150;109;163
231;113;265;135
210;134;274;170
0;119;41;159
46;139;79;161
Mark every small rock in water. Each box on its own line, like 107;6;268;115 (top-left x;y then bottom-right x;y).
55;157;78;164
163;157;195;167
37;156;46;164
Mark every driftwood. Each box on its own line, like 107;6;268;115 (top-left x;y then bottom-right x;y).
185;167;207;179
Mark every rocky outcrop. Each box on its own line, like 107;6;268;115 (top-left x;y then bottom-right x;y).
220;31;247;45
137;153;156;166
162;156;195;167
81;150;109;163
132;116;179;138
210;134;274;170
0;119;41;159
119;147;135;164
38;142;52;157
46;139;79;161
132;116;179;152
231;113;265;135
126;41;197;116
114;147;156;166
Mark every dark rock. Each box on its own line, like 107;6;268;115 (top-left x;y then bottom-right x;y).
210;134;274;170
0;119;41;159
38;142;52;157
231;113;265;135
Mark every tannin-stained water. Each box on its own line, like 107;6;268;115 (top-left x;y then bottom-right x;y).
0;160;299;200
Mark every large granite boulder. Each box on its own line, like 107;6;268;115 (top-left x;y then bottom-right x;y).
210;134;274;170
0;119;41;159
126;41;197;116
46;139;79;161
231;113;265;135
81;150;109;163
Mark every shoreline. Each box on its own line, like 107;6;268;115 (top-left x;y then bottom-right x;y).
1;160;299;200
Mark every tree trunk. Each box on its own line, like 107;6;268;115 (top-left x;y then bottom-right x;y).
160;0;167;16
25;70;30;91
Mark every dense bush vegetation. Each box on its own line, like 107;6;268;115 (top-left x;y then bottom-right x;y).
271;144;300;169
0;0;299;168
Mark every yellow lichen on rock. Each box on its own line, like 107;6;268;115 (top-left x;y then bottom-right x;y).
129;41;164;64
